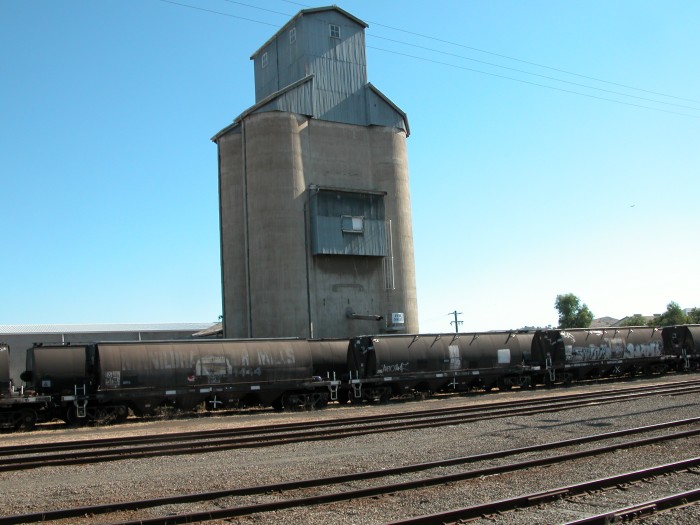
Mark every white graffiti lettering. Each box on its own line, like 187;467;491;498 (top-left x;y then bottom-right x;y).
379;362;409;374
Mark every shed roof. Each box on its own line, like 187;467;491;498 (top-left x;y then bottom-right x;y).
210;75;314;142
250;6;368;59
211;78;410;142
0;323;213;335
367;82;411;136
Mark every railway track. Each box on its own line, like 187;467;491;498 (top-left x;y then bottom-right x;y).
2;379;700;473
563;488;700;524
388;458;700;524
2;417;699;524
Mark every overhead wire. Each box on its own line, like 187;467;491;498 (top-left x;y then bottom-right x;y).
155;0;700;117
370;35;700;112
156;0;280;28
367;45;699;118
279;0;700;105
366;20;700;105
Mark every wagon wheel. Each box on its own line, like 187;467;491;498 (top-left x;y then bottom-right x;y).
497;378;513;391
336;389;350;404
15;409;37;431
65;406;88;427
379;389;392;404
114;404;129;423
314;394;329;409
271;396;285;412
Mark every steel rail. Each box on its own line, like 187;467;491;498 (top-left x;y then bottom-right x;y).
561;488;700;524
387;458;700;524
2;419;700;525
6;379;700;457
73;431;700;525
2;383;700;472
2;378;697;457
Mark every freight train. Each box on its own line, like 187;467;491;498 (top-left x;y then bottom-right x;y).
0;343;52;430
2;324;699;431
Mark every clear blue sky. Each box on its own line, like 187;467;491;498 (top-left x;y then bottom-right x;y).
2;0;698;332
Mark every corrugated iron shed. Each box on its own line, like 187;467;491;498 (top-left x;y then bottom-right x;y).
0;323;213;335
212;5;409;142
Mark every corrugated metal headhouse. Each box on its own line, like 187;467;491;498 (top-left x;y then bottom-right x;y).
212;6;418;339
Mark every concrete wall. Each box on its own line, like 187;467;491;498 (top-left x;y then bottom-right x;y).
218;111;418;339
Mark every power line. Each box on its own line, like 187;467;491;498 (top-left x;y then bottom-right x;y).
156;0;280;27
368;45;700;119
366;19;700;105
369;34;700;112
279;0;699;105
154;0;699;116
220;0;292;18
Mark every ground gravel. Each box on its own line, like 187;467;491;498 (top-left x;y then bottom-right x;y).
1;375;699;524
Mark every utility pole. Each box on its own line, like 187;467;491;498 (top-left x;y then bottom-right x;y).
449;311;463;333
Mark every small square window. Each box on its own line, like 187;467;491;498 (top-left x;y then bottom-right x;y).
341;215;364;233
289;27;296;44
261;52;268;68
329;24;340;39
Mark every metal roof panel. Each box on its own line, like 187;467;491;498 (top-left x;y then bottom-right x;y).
0;323;214;335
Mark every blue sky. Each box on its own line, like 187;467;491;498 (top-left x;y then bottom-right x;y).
2;0;698;332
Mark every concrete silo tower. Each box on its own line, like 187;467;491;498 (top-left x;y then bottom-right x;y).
212;6;418;339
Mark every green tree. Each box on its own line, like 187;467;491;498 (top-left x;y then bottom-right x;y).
688;308;700;324
647;301;688;326
555;293;594;329
618;314;647;327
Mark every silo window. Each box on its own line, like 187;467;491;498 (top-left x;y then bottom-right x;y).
329;24;340;38
289;27;296;44
341;215;364;233
309;188;386;256
261;52;268;68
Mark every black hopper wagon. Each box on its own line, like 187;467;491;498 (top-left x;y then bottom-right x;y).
662;324;700;371
531;326;674;383
346;330;537;402
24;338;349;425
0;343;51;430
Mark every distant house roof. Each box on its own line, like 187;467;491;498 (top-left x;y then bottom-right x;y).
0;323;213;335
589;317;620;328
192;322;224;338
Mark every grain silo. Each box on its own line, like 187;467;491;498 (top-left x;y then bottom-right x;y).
212;6;418;339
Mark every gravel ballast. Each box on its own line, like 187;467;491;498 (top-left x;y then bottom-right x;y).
1;375;699;524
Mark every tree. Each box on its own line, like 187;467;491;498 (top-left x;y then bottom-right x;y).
647;301;688;327
688;308;700;324
555;293;594;329
618;314;647;327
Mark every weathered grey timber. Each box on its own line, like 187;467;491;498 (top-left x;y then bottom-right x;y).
213;6;418;339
